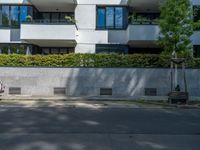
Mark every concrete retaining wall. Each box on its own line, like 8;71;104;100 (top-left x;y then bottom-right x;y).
0;67;199;100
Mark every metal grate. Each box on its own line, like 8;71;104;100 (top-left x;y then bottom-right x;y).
54;88;66;95
145;88;157;96
100;88;112;96
9;87;21;95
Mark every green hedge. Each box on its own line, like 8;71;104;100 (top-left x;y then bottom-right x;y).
0;54;199;68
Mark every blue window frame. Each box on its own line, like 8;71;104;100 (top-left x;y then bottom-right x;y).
96;6;127;30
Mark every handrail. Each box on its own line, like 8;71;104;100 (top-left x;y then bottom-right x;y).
22;19;75;25
129;21;159;25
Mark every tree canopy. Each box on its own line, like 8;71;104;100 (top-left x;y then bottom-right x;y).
158;0;193;57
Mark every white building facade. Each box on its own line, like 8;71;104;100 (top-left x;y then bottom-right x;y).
0;0;200;55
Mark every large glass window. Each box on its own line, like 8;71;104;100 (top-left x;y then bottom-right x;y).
0;6;2;26
106;7;114;28
2;6;10;27
96;6;127;30
194;45;200;58
51;13;59;23
97;8;105;29
42;13;51;22
96;44;128;54
10;6;19;27
115;7;123;29
0;44;27;54
20;6;28;22
0;5;35;28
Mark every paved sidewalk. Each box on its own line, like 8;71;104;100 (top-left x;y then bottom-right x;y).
0;100;141;108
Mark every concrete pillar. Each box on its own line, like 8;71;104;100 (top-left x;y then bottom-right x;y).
17;48;19;54
8;46;11;54
0;48;2;54
26;46;31;55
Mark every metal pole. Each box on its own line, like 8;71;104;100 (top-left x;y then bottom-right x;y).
171;60;173;91
175;53;178;88
183;62;187;93
8;46;11;54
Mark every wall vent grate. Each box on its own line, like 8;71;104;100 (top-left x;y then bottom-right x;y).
145;88;157;96
54;88;66;95
9;87;21;95
100;88;112;96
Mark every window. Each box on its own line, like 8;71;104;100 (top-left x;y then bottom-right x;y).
42;13;50;22
10;6;19;27
0;6;2;26
97;8;105;29
42;47;75;54
51;13;59;23
0;44;27;54
96;6;127;30
106;7;114;28
115;7;123;29
128;47;163;54
0;5;35;28
2;6;10;27
20;6;27;22
96;44;128;54
194;45;200;58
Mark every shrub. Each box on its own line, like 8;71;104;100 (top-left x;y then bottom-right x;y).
0;54;199;68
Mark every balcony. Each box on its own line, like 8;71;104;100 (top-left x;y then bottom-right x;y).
20;20;77;47
191;31;200;45
127;23;160;47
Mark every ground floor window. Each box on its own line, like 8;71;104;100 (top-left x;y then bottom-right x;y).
194;45;200;58
41;47;74;55
0;44;30;54
0;45;75;55
96;44;128;54
128;47;163;54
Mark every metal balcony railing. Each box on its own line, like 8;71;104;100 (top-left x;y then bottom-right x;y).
129;19;159;25
22;19;75;25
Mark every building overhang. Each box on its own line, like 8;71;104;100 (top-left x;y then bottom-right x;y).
128;0;165;12
28;0;76;12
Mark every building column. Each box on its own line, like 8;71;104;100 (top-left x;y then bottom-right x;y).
26;46;31;55
17;48;19;54
0;48;2;54
8;46;11;54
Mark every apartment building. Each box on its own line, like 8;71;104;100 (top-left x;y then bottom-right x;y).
0;0;200;55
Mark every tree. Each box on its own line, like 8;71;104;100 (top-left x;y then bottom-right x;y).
158;0;193;57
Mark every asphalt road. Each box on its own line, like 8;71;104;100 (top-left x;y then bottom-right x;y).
0;106;200;150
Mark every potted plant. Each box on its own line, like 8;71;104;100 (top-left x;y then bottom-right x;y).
64;16;76;23
26;15;32;22
128;14;135;24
